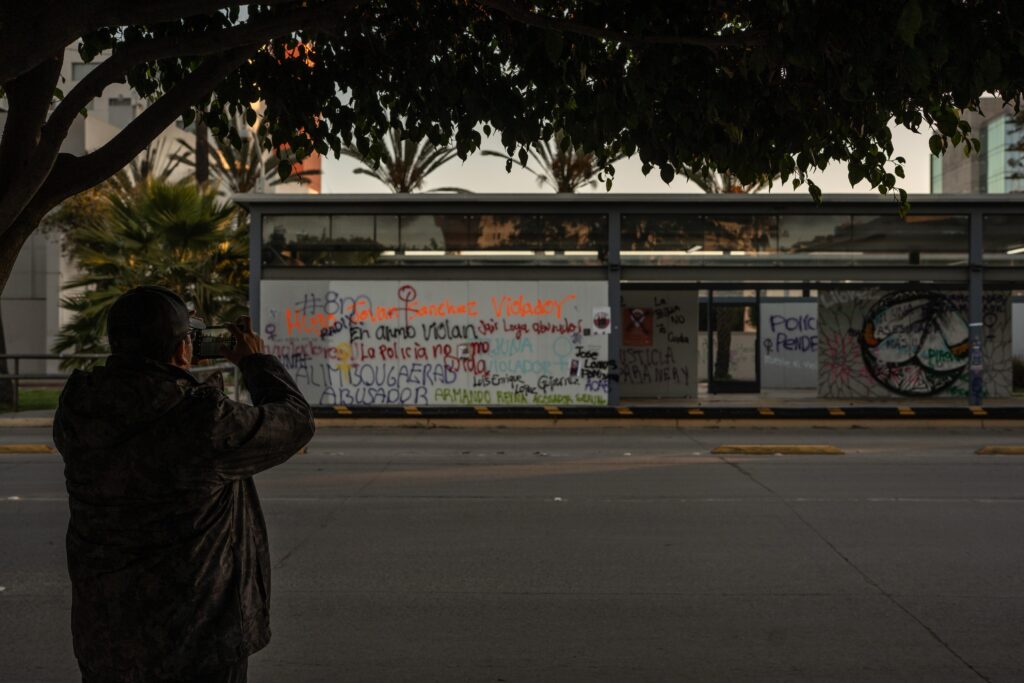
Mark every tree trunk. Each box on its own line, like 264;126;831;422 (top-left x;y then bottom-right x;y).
0;213;40;409
0;298;12;408
195;118;209;184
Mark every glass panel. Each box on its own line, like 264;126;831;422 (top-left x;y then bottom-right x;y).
399;214;448;250
622;214;777;256
263;215;329;266
704;215;777;254
622;214;705;251
849;214;967;253
465;214;539;250
982;215;1024;265
329;215;373;243
1008;120;1024;193
930;155;943;194
264;214;606;266
263;215;384;266
986;115;1006;193
624;214;967;266
779;215;852;252
539;214;607;251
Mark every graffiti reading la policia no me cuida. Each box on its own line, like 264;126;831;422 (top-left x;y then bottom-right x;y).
262;283;614;407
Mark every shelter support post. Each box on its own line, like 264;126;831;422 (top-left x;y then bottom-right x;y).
968;210;984;406
249;208;263;333
607;211;622;406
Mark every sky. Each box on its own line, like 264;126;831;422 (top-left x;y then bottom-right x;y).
320;123;931;196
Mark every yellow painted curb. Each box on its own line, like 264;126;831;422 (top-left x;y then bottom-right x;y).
712;444;844;455
0;444;55;454
976;446;1024;455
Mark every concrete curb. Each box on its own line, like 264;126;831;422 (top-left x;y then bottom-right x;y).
976;446;1024;455
711;444;844;455
312;405;1023;421
0;417;54;428
312;418;1024;429
4;404;1023;431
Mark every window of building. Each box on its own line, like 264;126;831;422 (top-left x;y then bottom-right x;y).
1006;118;1024;193
108;97;134;128
985;115;1006;193
71;62;98;80
930;154;942;194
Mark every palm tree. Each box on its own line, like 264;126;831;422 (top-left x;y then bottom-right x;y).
174;112;320;196
54;180;247;367
483;132;623;193
340;128;465;193
677;167;774;194
41;137;182;243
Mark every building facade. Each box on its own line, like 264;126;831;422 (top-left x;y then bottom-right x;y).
932;97;1024;194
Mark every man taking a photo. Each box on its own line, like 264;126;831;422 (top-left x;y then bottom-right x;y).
54;285;315;682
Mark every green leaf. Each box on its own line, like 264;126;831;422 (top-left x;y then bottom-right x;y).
807;180;822;203
659;165;675;184
897;0;923;46
544;31;563;63
277;159;292;181
928;135;943;157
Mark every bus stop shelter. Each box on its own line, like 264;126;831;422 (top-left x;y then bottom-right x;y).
238;194;1024;411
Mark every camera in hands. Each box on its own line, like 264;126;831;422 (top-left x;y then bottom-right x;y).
190;322;237;360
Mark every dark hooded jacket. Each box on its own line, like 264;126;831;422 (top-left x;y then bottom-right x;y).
54;352;314;681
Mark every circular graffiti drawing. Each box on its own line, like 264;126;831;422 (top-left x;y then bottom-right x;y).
397;284;417;303
859;291;970;396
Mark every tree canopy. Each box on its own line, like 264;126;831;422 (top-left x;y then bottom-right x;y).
2;1;1024;292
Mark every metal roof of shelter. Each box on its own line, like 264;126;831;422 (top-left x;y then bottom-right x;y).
235;192;1024;213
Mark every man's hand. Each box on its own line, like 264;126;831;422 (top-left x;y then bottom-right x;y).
222;315;265;365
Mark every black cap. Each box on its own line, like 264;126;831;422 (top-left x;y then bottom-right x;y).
107;286;195;361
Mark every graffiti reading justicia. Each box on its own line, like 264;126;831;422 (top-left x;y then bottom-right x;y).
261;280;612;406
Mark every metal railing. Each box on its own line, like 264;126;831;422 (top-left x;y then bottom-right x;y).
0;354;241;412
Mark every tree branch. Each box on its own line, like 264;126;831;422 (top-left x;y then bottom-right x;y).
32;48;256;219
475;0;765;50
0;53;63;175
88;0;295;28
0;1;339;89
46;0;361;149
0;53;65;237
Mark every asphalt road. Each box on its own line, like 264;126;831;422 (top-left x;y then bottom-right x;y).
2;425;1024;682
